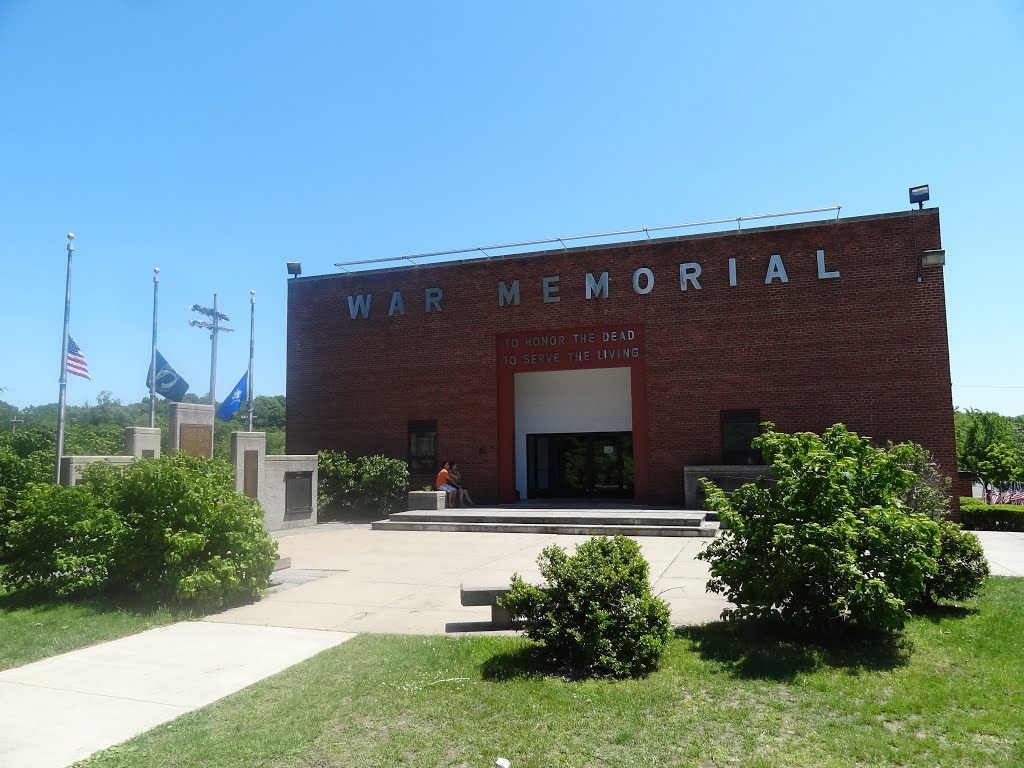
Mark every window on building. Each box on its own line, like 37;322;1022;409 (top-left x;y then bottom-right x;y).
721;409;763;465
408;420;437;473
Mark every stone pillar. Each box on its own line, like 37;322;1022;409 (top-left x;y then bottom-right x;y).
168;402;216;458
230;431;266;500
123;426;161;459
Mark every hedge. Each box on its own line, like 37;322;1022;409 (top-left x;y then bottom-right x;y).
959;497;1024;532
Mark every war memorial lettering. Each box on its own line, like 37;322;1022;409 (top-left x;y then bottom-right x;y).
345;249;842;319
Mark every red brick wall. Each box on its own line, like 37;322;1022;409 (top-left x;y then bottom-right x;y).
287;209;955;505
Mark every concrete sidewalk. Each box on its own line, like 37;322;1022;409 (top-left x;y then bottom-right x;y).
970;530;1024;576
2;525;1023;768
207;526;730;634
0;622;353;768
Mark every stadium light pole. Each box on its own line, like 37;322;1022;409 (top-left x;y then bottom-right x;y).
247;289;255;431
54;233;75;483
149;267;159;428
189;295;233;406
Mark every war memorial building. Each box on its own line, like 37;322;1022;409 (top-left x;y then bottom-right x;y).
286;208;955;506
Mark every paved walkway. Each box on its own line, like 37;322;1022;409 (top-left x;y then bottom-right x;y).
2;525;1023;768
209;526;729;634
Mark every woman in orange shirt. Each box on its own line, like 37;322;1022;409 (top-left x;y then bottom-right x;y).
435;461;457;507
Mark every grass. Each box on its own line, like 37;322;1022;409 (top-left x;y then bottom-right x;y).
74;577;1024;768
0;589;180;671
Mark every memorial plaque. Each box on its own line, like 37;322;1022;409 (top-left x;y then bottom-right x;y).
243;450;259;498
179;424;213;458
285;471;313;517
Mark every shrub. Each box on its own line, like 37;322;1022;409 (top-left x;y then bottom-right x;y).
1;483;125;597
698;424;983;636
924;520;989;604
499;536;671;678
959;498;1024;531
82;455;278;610
355;454;409;515
318;450;409;518
318;450;358;511
0;428;58;555
892;441;951;519
0;428;55;513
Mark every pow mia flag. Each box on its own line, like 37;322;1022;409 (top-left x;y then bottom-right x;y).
146;350;190;401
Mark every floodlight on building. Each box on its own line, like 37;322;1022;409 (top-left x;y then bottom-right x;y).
287;261;302;277
920;249;946;268
909;185;930;209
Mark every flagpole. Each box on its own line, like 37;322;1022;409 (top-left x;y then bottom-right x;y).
149;267;160;428
247;289;255;432
55;233;75;483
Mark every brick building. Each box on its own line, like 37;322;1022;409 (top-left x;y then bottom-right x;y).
286;209;955;506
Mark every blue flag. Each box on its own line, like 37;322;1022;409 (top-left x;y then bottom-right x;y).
217;371;248;421
146;350;190;401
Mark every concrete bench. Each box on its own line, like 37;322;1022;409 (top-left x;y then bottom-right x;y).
459;584;523;629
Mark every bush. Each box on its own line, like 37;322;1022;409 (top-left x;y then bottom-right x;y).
959;498;1024;531
925;520;989;604
499;536;671;678
318;451;409;519
356;455;409;515
893;441;951;519
0;428;55;513
698;424;984;636
83;455;278;610
1;483;125;597
2;455;278;610
0;428;58;555
318;450;358;510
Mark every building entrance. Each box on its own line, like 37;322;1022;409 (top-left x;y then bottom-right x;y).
526;432;634;499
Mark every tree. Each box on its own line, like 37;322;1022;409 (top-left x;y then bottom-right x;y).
977;442;1024;490
956;409;1018;476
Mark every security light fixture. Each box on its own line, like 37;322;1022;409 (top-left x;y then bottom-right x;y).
287;261;302;277
909;184;930;209
920;249;946;268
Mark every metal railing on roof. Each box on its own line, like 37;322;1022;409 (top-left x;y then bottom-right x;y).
333;205;842;272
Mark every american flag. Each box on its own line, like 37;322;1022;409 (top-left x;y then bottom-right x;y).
66;337;91;380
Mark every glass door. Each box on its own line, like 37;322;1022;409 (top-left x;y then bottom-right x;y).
527;432;633;499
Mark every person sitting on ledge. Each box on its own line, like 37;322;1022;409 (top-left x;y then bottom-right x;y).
435;460;458;508
448;461;475;507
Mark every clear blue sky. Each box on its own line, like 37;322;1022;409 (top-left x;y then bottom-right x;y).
2;2;1022;415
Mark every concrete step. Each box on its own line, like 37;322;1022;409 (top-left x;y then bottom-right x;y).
371;520;720;537
388;510;708;527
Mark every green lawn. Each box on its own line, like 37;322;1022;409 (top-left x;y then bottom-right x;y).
0;590;179;671
75;578;1024;768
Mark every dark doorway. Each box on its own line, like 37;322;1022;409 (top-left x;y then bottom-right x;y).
527;432;633;499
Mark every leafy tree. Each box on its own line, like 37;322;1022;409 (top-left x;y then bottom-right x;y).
977;442;1024;490
956;409;1019;477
